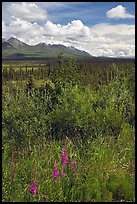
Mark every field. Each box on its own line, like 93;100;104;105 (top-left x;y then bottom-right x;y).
2;57;135;202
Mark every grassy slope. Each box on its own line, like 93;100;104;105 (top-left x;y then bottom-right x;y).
2;45;92;59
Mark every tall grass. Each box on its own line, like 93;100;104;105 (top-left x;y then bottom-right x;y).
2;131;135;202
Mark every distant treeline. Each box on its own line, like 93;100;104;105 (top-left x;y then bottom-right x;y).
2;58;135;90
2;56;135;64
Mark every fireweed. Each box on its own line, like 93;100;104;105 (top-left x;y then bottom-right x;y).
52;148;78;183
61;150;68;165
71;160;76;169
52;168;59;182
61;170;65;178
30;182;37;195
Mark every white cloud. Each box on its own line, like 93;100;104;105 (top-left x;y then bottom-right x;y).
2;21;7;35
89;23;135;57
8;2;48;22
2;17;44;40
90;23;135;36
43;20;91;37
106;5;135;19
2;10;135;58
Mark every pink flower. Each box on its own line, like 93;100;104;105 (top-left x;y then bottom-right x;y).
61;151;68;165
52;168;59;182
30;182;37;195
71;160;76;169
61;170;65;178
72;164;76;168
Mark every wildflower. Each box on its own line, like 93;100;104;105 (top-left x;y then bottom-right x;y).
71;160;76;169
30;182;37;195
61;151;68;165
52;168;58;178
61;170;65;178
52;168;59;182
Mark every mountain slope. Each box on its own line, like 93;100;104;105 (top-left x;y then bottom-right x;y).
2;38;6;43
7;37;29;48
2;41;13;49
2;37;93;59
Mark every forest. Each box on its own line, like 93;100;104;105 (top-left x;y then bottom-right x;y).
2;56;135;202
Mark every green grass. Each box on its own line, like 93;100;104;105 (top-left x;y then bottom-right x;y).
2;131;135;202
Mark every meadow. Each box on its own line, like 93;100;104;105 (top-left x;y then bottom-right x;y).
2;58;135;202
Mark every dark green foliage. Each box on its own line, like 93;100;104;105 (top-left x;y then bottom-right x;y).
26;75;35;96
2;61;135;144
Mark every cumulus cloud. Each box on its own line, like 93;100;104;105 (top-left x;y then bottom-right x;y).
2;3;135;58
43;20;91;37
2;17;44;40
8;2;48;22
106;5;135;19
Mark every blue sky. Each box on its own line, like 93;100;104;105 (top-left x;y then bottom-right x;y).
2;2;135;57
40;2;135;26
3;2;135;26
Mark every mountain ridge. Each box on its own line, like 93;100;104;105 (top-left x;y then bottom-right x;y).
2;37;93;59
7;37;29;48
3;37;134;60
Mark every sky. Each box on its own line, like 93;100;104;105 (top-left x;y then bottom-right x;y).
2;2;135;58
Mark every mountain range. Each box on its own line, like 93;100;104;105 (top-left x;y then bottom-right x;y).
2;37;93;60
